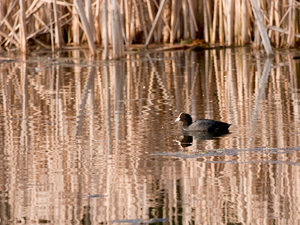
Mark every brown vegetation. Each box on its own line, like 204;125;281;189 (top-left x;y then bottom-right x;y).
0;0;299;56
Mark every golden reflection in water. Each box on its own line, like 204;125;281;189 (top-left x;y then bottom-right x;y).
0;48;299;224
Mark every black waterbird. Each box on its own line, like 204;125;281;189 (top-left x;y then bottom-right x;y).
175;112;231;135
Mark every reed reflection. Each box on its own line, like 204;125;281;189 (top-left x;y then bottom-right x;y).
0;48;298;224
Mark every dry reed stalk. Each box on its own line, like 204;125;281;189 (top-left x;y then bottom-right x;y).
170;0;177;43
3;19;20;44
171;0;181;43
124;0;132;44
72;3;80;45
47;3;55;52
147;1;162;43
226;0;234;45
219;0;224;44
85;0;95;42
119;1;128;46
222;0;228;43
133;0;148;40
156;0;172;43
250;0;273;55
162;1;170;42
53;0;63;48
268;1;274;38
287;0;295;47
27;13;70;40
274;0;281;47
234;0;241;44
241;0;250;44
0;0;4;43
183;0;190;40
268;26;300;38
187;0;198;39
157;8;164;42
206;0;212;42
32;37;51;49
211;0;218;44
146;0;157;42
130;6;136;44
151;0;162;42
0;2;20;48
145;0;168;47
19;0;26;53
203;0;209;42
29;3;51;42
0;1;4;43
74;0;96;55
101;0;108;59
26;0;43;19
111;0;124;58
139;0;149;39
0;30;19;46
0;0;16;31
94;0;101;44
278;6;292;26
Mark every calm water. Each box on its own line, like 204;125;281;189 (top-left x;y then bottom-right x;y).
0;48;299;225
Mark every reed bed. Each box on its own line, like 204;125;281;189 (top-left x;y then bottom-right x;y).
0;0;299;56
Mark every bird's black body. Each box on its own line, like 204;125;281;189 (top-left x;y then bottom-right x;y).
175;112;231;134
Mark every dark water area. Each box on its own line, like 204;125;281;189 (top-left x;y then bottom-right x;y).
0;48;299;224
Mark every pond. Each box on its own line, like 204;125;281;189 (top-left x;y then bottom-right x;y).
0;47;299;224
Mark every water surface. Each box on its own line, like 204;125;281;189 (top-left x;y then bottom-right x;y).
0;48;299;224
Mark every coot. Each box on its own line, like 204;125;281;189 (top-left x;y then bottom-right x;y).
175;112;231;134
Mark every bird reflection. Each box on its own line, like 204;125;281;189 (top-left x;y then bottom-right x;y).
179;135;193;147
178;130;230;148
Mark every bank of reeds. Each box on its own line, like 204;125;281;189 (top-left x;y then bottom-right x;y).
0;0;299;56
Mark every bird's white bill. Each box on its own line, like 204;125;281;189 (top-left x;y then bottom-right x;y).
175;116;180;122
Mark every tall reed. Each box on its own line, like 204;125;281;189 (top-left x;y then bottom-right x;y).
0;0;298;55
